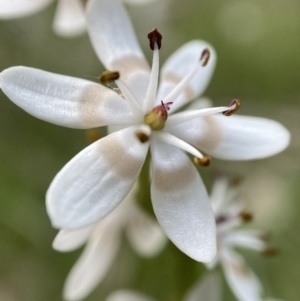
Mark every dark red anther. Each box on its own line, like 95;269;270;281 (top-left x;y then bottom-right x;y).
148;28;162;50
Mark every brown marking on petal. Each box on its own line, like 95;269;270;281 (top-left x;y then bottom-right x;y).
153;160;195;192
196;115;224;152
148;28;162;50
162;72;195;102
110;56;150;83
228;258;249;279
97;133;145;179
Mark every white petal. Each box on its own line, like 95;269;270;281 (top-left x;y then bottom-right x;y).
126;205;167;257
0;66;134;128
223;230;266;251
53;0;86;38
184;274;222;301
169;114;290;160
105;290;155;301
46;126;148;229
221;248;263;301
156;41;216;113
0;0;53;19
63;222;121;301
210;176;229;215
52;225;94;252
150;138;216;262
86;0;150;104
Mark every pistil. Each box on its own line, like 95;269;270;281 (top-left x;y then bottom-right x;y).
144;101;172;130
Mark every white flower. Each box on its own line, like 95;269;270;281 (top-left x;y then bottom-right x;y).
104;274;221;301
53;183;167;301
206;177;283;301
0;0;156;37
0;0;289;262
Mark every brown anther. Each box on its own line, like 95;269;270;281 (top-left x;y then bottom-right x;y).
85;129;102;144
194;156;211;166
223;99;241;116
99;70;120;83
262;246;278;256
200;48;211;66
239;210;253;222
135;131;150;143
148;28;162;50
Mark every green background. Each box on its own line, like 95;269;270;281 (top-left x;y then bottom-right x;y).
0;0;299;300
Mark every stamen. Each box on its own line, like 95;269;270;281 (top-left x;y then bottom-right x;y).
163;48;212;105
115;79;143;117
165;106;230;129
194;156;211;166
239;210;253;222
223;99;241;116
200;48;211;66
135;125;151;143
147;28;162;50
262;246;277;256
143;41;160;112
156;132;205;159
99;70;120;83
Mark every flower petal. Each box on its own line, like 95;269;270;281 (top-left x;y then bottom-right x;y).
126;205;167;257
86;0;150;104
52;225;94;252
221;248;263;301
53;0;86;38
105;290;155;301
170;114;290;160
46;126;148;229
223;230;266;251
156;41;216;113
0;66;134;128
150;138;216;262
124;0;158;4
63;222;121;301
0;0;53;19
183;274;222;301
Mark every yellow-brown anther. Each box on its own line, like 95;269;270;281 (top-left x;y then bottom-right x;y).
262;247;277;256
223;99;241;116
85;129;102;144
239;210;253;222
148;28;162;50
135;131;150;143
194;156;211;166
99;70;120;83
200;48;211;66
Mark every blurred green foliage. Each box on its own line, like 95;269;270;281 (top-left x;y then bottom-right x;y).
0;0;299;300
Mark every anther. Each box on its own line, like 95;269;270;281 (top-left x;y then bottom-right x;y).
223;99;241;116
239;210;253;222
194;156;211;166
135;131;150;143
85;129;102;144
262;246;277;256
200;48;211;66
99;70;120;83
148;28;162;50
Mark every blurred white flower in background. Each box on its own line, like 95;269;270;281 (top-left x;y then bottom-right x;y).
0;0;290;263
0;0;158;37
53;183;167;301
104;274;221;301
206;176;282;301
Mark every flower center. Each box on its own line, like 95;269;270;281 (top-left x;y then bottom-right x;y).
144;101;172;130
